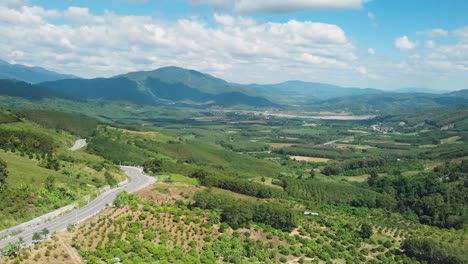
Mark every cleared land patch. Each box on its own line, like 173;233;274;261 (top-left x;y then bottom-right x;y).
289;156;330;162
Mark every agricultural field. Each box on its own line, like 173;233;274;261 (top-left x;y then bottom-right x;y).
0;104;466;264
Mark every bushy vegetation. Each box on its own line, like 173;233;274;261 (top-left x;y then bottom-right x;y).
193;190;297;231
283;178;380;207
369;161;467;228
0;127;55;155
197;174;284;199
402;237;466;264
19;110;101;137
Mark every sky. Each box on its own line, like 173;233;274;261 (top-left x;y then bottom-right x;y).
0;0;467;90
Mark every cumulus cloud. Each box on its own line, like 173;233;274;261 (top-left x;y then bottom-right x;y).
0;0;27;9
426;40;435;48
395;36;417;50
189;0;369;13
2;3;467;90
0;5;359;83
454;26;468;40
416;28;448;38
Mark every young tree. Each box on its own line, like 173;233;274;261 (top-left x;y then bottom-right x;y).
44;175;56;192
32;232;42;242
41;228;50;237
309;169;315;179
359;223;373;239
0;158;8;184
2;238;24;257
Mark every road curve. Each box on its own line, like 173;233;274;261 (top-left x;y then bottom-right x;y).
69;139;87;151
0;166;156;249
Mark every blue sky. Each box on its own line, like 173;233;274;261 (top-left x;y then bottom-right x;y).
1;0;468;90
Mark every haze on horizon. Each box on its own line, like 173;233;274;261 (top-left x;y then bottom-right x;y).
1;0;467;90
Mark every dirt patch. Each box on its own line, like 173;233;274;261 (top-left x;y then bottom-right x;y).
346;175;369;182
137;183;203;204
303;123;319;127
289;156;330;162
268;143;295;149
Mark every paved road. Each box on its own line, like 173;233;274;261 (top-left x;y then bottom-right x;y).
0;166;156;249
69;139;87;151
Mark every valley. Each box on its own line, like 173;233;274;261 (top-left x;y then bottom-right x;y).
0;63;466;264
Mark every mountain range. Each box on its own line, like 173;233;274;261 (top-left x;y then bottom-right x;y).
0;60;466;111
0;59;76;83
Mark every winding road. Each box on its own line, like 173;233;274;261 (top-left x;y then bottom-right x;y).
0;166;156;249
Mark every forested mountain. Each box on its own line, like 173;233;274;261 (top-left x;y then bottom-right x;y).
247;80;383;99
0;59;76;83
0;79;62;100
40;77;155;105
316;91;468;113
38;75;275;107
119;66;248;95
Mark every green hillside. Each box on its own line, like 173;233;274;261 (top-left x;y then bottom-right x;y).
0;110;125;229
120;66;247;95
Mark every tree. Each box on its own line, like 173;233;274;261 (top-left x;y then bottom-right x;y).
2;238;24;257
261;176;266;183
309;169;315;179
190;169;208;180
0;158;8;184
402;237;465;264
359;223;373;239
41;228;50;237
44;175;56;192
32;232;42;242
367;171;378;186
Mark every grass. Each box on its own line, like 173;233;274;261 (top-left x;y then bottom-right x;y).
441;136;462;144
0;120;75;148
161;173;200;186
0;150;65;187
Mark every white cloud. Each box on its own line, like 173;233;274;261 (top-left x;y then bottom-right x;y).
395;35;417;51
426;40;435;48
2;4;468;90
454;26;468;41
357;66;367;75
0;6;359;83
189;0;369;13
416;28;448;38
0;0;27;9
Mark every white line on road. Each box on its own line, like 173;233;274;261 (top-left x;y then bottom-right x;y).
0;166;156;250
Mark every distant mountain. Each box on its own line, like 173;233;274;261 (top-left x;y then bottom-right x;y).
247;80;383;100
447;89;468;99
317;90;468;113
0;79;63;100
119;66;247;95
40;77;155;105
0;59;77;83
392;87;449;94
39;74;275;108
